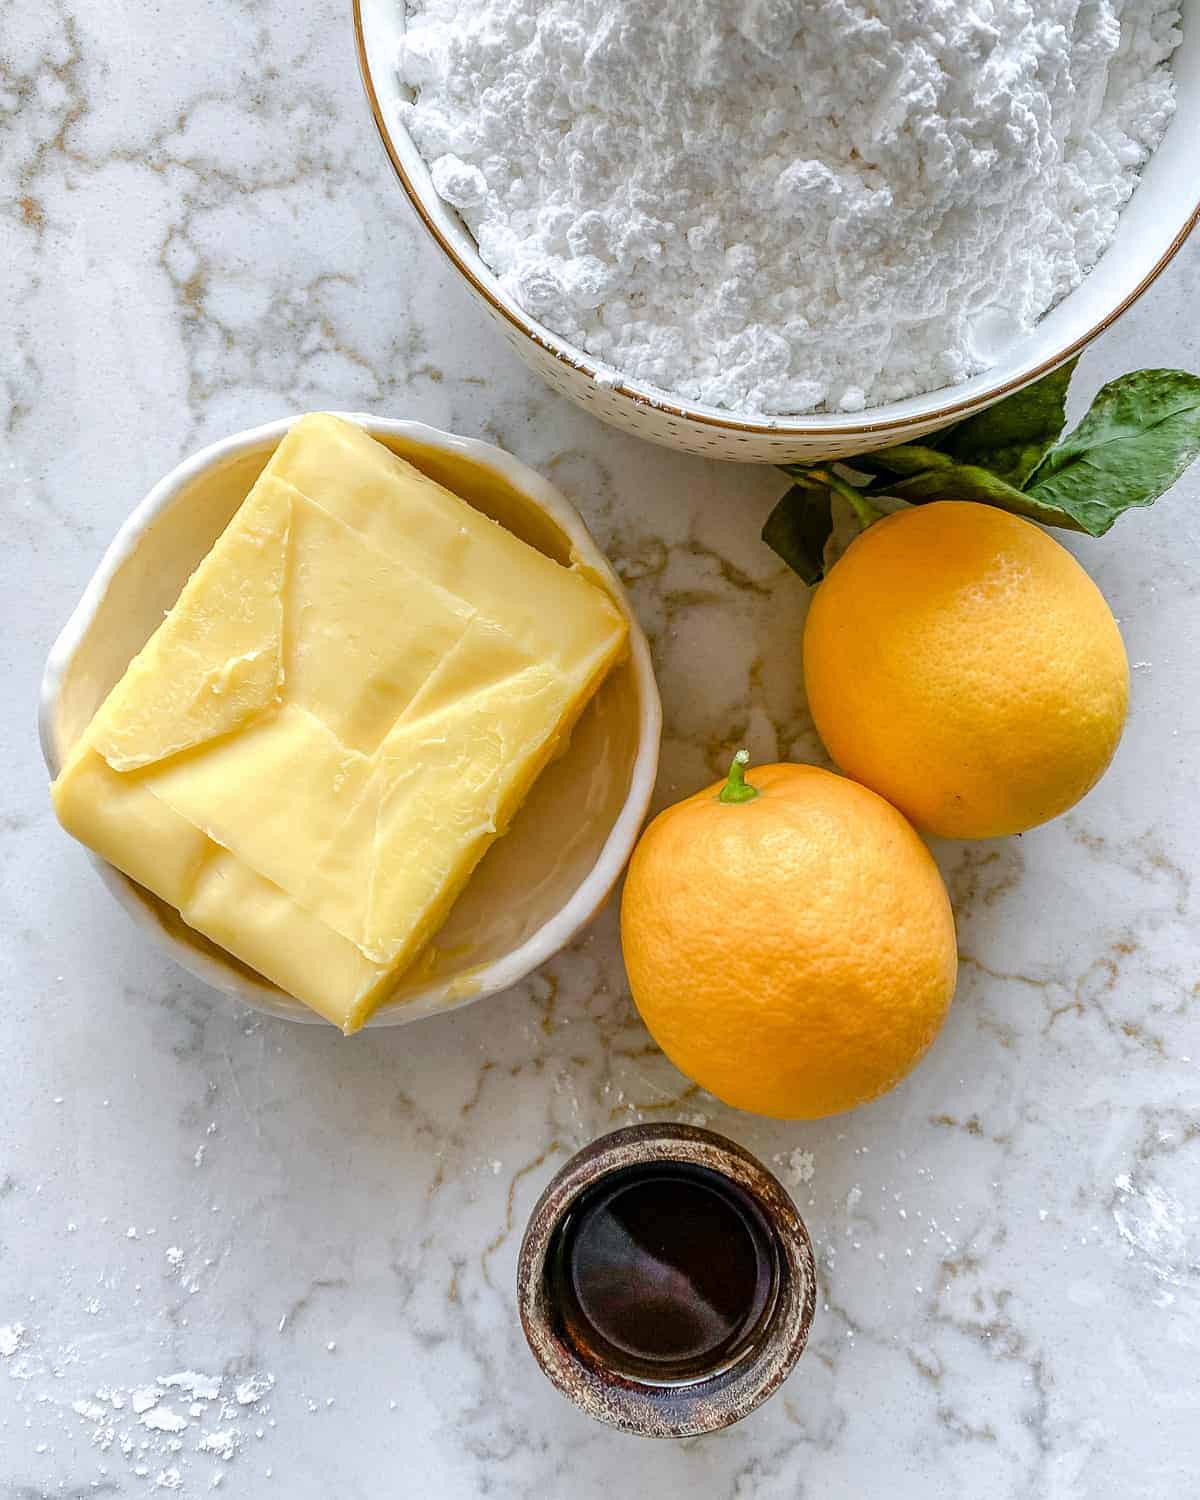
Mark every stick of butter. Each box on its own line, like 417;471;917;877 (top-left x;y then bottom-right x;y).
52;414;629;1031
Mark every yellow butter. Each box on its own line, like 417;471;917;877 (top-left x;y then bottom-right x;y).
53;415;628;1030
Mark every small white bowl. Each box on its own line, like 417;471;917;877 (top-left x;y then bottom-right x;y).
40;416;662;1028
354;0;1199;462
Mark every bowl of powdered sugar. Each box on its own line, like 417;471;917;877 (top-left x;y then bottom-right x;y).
354;0;1197;461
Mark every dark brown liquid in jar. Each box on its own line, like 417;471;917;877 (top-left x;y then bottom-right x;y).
545;1162;780;1386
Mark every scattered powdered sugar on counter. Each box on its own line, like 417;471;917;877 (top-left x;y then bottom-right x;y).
1112;1169;1200;1285
234;1373;276;1406
780;1148;816;1187
0;1321;26;1358
65;1366;274;1483
400;0;1179;414
4;1309;277;1495
197;1428;241;1460
160;1370;224;1401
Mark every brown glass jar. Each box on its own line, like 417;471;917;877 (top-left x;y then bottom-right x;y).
517;1123;817;1437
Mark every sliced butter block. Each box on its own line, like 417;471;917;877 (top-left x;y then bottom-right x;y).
89;478;290;772
273;413;621;678
53;414;628;1031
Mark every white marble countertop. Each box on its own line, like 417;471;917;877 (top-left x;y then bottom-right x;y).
3;3;1199;1496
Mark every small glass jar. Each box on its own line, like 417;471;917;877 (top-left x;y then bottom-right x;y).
517;1123;817;1437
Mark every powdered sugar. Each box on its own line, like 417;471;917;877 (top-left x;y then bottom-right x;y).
5;1312;276;1496
64;1365;273;1489
197;1428;241;1460
782;1148;816;1187
1112;1169;1200;1284
162;1369;224;1401
234;1373;276;1406
142;1405;192;1433
400;0;1179;415
0;1322;26;1358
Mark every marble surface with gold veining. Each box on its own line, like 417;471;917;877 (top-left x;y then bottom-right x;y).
3;3;1199;1496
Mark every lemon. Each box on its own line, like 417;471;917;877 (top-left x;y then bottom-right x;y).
803;501;1128;839
620;757;957;1120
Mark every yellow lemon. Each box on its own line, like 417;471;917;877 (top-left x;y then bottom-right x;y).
803;501;1128;839
620;757;957;1120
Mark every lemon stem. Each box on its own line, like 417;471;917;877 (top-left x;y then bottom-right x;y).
808;467;885;531
718;749;759;804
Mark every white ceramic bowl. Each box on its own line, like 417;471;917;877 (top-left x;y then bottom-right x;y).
40;416;662;1027
354;0;1199;463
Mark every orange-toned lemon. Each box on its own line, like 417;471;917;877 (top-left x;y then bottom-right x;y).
619;756;957;1120
802;501;1128;839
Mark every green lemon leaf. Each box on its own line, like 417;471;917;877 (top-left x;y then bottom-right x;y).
1024;369;1200;535
762;484;834;585
886;464;1087;531
774;365;1200;543
937;358;1079;487
845;360;1077;486
850;444;955;480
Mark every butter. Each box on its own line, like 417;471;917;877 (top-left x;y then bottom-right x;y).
53;415;628;1030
